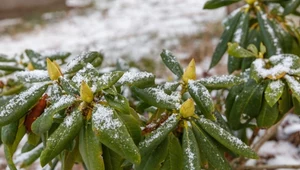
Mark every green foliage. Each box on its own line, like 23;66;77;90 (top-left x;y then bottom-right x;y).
1;0;300;169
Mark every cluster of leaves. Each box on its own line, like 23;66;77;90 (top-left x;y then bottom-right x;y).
203;0;300;132
0;49;258;170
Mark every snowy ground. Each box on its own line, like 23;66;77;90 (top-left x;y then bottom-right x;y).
0;0;225;63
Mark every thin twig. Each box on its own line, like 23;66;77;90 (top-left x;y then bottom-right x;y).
252;111;290;152
244;164;300;170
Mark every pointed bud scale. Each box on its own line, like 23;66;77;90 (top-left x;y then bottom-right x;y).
180;98;195;118
80;81;94;103
46;58;62;80
182;59;196;84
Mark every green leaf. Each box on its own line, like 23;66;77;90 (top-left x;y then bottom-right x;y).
198;75;244;89
247;44;258;56
182;122;201;170
42;52;71;61
95;71;124;92
196;117;258;158
285;75;300;102
204;0;241;9
92;104;140;164
105;94;130;114
188;80;215;120
139;114;180;157
0;65;24;72
116;71;155;88
284;0;300;15
278;83;293;114
0;83;48;126
16;70;50;83
191;122;231;170
136;136;169;170
257;101;279;128
60;76;79;95
64;51;103;74
256;9;282;57
102;146;123;170
209;10;242;69
118;113;142;145
158;82;180;95
0;84;25;96
25;49;45;69
40;109;83;167
32;95;76;135
160;49;183;78
132;87;180;110
0;54;16;62
15;143;43;168
228;43;256;58
4;144;17;170
292;94;300;115
161;133;183;170
228;79;265;129
1;121;19;145
265;80;284;107
228;11;250;73
79;123;105;170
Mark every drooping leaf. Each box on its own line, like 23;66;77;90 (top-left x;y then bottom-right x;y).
92;104;140;164
79;123;105;170
182;121;201;170
257;101;279;128
196;118;258;158
188;80;215;120
40;109;83;166
228;43;256;58
191;122;231;170
116;71;155;88
283;0;300;15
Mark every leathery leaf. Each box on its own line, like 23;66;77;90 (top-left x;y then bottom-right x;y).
196;117;258;158
138;114;180;157
160;49;183;78
191;121;231;170
40;109;83;167
182;121;201;170
79;123;105;170
188;80;215;120
0;83;48;126
31;95;76;135
92;104;140;164
264;80;284;107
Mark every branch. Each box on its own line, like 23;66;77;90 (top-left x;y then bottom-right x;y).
244;164;300;170
251;111;290;152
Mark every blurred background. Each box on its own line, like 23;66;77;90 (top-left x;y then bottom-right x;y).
0;0;227;75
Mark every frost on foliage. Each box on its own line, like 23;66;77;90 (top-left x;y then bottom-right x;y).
147;87;181;109
92;104;122;138
199;75;243;88
117;71;154;85
185;147;195;170
284;75;300;101
139;114;178;148
14;143;43;164
199;118;248;150
15;70;50;82
265;79;284;106
252;54;299;79
64;112;76;127
43;95;75;116
0;83;47;117
260;11;282;54
71;63;99;92
188;80;213;109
